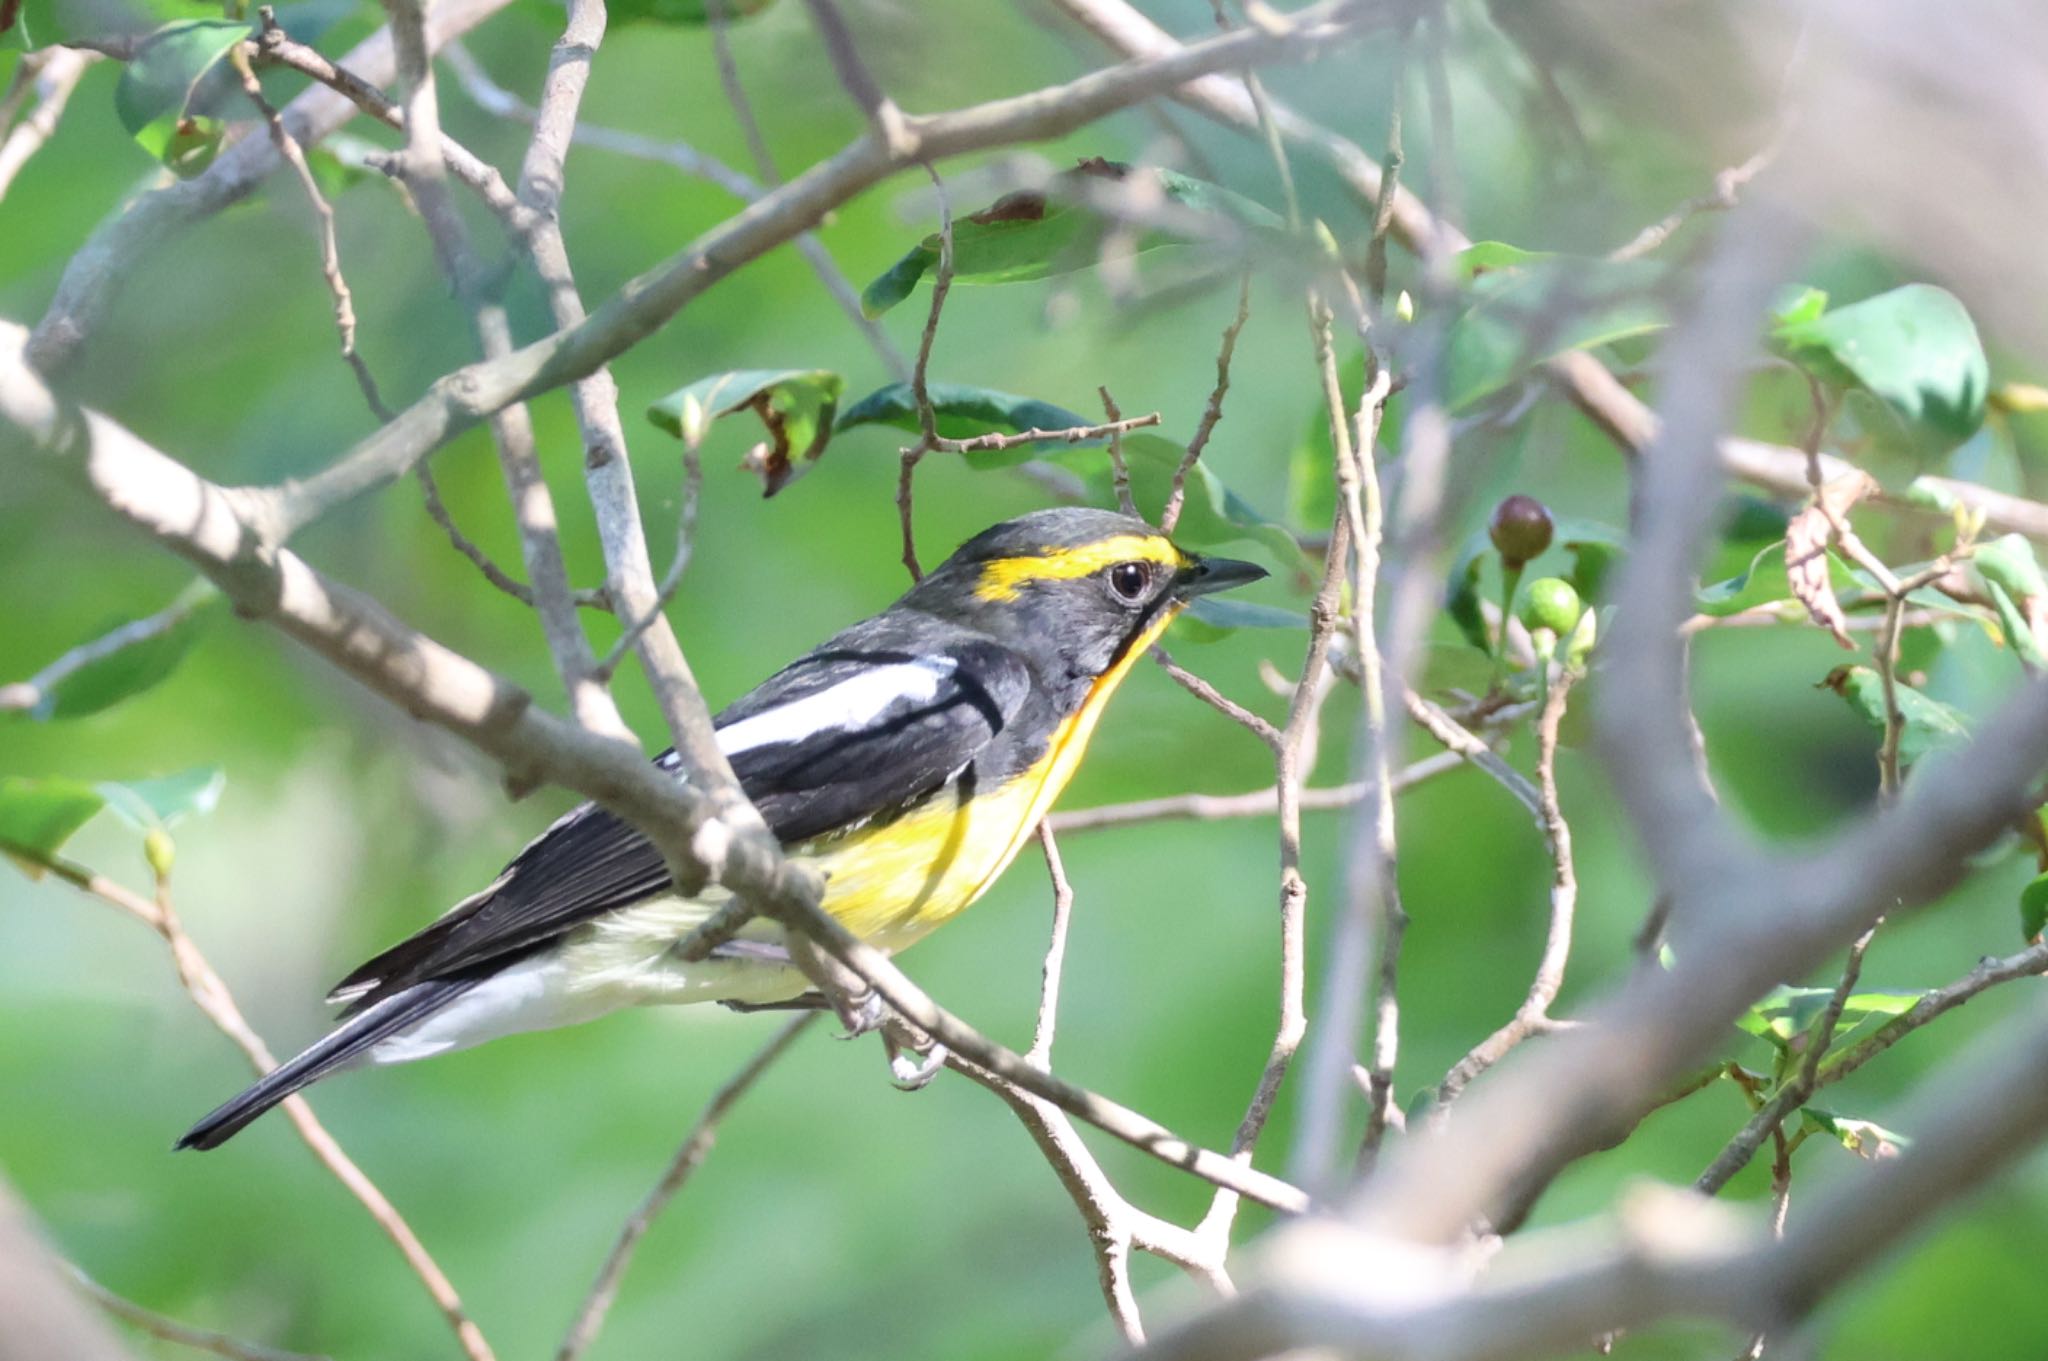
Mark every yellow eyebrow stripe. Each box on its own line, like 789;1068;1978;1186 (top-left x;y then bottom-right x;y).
974;534;1188;601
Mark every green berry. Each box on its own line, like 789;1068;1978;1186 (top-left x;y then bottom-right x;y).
1489;495;1554;568
1519;577;1582;638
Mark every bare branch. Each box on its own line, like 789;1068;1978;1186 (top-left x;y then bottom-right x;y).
1611;142;1780;262
799;0;914;155
1099;384;1136;517
379;0;618;736
1136;995;2048;1361
1162;274;1253;534
230;33;391;423
11;847;491;1361
0;48;93;204
30;0;514;373
1028;823;1076;1066
1435;671;1581;1108
249;0;1405;541
594;440;702;683
1044;752;1465;834
1152;646;1281;748
557;1014;816;1361
70;1268;326;1361
899;163;956;582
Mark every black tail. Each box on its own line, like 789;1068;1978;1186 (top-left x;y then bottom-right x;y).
176;978;481;1150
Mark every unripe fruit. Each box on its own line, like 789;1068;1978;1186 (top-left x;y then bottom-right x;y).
144;828;176;880
1519;577;1582;638
1489;494;1554;568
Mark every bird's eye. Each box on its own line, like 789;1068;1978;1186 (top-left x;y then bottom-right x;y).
1107;561;1150;602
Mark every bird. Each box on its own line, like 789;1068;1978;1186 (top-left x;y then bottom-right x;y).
178;508;1267;1149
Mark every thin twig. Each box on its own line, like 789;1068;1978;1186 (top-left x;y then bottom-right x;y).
17;851;494;1361
0;48;93;204
1045;751;1465;834
1434;669;1581;1107
417;464;548;610
1100;385;1136;517
1402;688;1542;814
1152;646;1281;747
1162;273;1253;534
899;163;956;582
937;413;1160;454
230;35;391;423
250;21;536;237
1195;505;1350;1254
1695;922;1880;1197
798;0;914;154
708;0;780;184
594;440;703;681
70;1268;327;1361
1028;822;1076;1066
442;43;907;378
1292;304;1401;1185
556;1014;816;1361
1610;141;1780;263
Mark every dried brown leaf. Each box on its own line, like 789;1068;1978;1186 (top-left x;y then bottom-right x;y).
1786;472;1878;650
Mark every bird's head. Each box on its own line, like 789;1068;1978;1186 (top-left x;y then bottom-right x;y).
906;508;1268;682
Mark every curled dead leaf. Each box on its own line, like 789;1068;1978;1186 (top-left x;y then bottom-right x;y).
1785;471;1878;650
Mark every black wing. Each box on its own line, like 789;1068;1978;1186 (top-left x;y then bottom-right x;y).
328;629;1034;1012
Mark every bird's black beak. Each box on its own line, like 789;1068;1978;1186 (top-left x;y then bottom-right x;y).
1175;555;1268;600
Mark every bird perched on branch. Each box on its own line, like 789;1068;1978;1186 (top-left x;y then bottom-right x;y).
179;508;1265;1149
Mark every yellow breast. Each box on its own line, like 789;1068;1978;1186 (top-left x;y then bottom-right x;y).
806;608;1178;953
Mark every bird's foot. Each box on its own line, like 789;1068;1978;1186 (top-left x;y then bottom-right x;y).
831;985;888;1039
887;1037;949;1091
720;991;828;1014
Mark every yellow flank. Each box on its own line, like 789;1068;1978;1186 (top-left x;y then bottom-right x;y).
975;534;1188;602
560;605;1182;1009
807;603;1183;950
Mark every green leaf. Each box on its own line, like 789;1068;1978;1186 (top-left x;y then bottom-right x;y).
305;132;382;198
0;776;106;873
1975;533;2048;601
1770;284;1989;458
1443;255;1667;412
1819;664;1971;764
22;582;220;721
1053;433;1300;571
115;18;251;164
1443;528;1493;653
1801;1107;1910;1160
1736;985;1921;1049
1554;518;1625;604
1768;285;1829;330
2021;872;2048;942
835;382;1092;470
135;111;225;178
97;766;225;832
860;161;1281;318
647;368;844;497
1986;580;2047;668
606;0;774;25
1171;597;1309;644
1451;240;1550;281
1694;541;1792;616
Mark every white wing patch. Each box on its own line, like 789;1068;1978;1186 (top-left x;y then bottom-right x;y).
715;657;958;756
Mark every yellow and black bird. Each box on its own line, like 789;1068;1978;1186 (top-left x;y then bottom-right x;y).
179;508;1265;1149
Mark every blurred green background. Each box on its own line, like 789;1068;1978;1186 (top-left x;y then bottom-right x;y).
7;2;2048;1358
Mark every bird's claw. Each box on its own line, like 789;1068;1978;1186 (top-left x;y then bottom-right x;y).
832;986;888;1039
888;1041;948;1090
